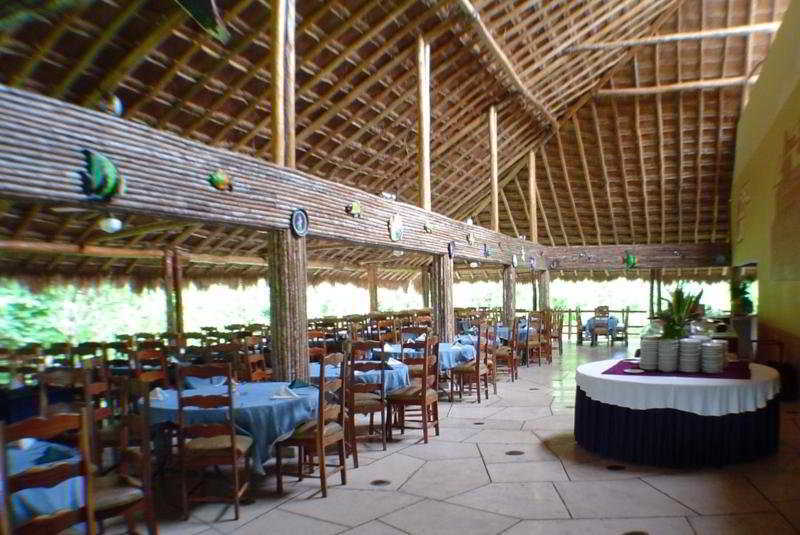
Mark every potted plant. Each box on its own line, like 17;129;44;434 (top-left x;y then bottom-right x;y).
656;287;703;372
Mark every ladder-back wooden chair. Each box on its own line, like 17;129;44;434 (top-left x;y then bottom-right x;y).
592;306;611;346
493;317;520;381
177;364;252;520
308;329;330;363
450;326;492;402
133;348;169;387
2;410;97;535
386;336;439;443
276;353;347;498
346;344;388;468
611;307;630;346
549;309;565;356
575;307;584;345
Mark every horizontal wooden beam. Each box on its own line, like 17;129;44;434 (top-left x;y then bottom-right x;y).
0;240;165;259
563;22;781;53
0;85;539;265
596;76;754;97
541;243;729;270
455;0;557;131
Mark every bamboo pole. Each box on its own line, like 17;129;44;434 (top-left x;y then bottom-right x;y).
528;150;537;244
368;265;379;312
271;0;295;166
596;76;754;97
173;250;185;335
538;270;550;310
417;36;431;211
490;105;499;232
163;250;176;333
502;265;516;328
649;269;656;318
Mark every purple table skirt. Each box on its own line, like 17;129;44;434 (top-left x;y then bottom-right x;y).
602;359;751;380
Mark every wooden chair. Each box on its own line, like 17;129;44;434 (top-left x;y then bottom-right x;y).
104;341;133;372
0;424;10;535
450;326;492;402
224;324;246;333
276;353;347;498
387;336;439;443
378;319;398;343
611;306;630;346
133;348;169;387
239;348;271;382
592;306;611;346
493;317;520;381
539;309;554;364
549;309;565;356
8;346;43;385
2;410;97;535
43;342;73;369
74;342;104;364
346;343;388;468
94;378;158;534
575;307;584;345
177;364;252;520
182;332;207;363
308;329;330;362
205;342;244;372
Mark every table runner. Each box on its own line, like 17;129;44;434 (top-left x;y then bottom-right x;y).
602;359;751;379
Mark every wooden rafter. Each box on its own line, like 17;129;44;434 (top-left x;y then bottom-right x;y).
540;146;569;246
632;56;651;244
596;76;755;97
610;98;636;243
554;129;585;245
590;102;618;244
571;116;601;245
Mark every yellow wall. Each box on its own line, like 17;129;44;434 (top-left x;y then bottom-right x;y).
732;0;800;360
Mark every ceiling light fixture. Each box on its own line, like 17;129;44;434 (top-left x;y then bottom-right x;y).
98;214;123;233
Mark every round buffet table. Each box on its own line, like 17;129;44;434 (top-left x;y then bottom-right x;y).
575;359;781;467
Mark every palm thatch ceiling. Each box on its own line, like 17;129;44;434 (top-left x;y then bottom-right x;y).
0;0;790;286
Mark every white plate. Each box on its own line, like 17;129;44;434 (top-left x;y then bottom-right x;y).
623;368;645;374
623;358;640;363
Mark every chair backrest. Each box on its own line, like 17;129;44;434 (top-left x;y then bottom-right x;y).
104;341;132;369
316;353;346;442
575;307;583;330
133;348;169;386
134;332;156;342
2;410;97;535
308;330;330;362
43;343;73;369
38;367;81;416
348;348;387;400
118;379;153;495
594;306;609;318
478;323;490;372
138;339;164;351
177;364;235;443
9;347;43;385
73;342;104;362
161;332;184;349
241;352;270;382
400;327;428;344
348;340;382;361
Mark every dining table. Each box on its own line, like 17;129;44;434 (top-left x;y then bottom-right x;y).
583;316;619;343
7;439;85;530
148;381;318;474
309;358;410;392
372;342;476;371
575;358;781;467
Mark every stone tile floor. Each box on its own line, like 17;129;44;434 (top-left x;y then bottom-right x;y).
112;342;800;534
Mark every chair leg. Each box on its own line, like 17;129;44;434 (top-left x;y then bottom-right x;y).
492;365;497;395
386;403;393;440
350;412;359;469
338;439;347;485
459;375;464;401
145;495;158;535
476;373;481;403
276;445;283;494
180;456;189;520
449;375;454;402
125;512;136;534
232;457;240;521
421;402;429;444
319;444;328;498
380;406;387;451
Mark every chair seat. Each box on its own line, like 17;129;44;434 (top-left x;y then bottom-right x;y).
354;391;381;402
94;474;145;511
291;421;344;440
407;364;424;377
494;346;512;357
97;422;122;444
186;434;253;455
387;386;437;402
452;360;491;374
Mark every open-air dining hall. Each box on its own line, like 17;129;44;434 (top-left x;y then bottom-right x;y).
1;0;800;533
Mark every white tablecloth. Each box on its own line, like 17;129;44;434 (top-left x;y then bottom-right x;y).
576;359;780;417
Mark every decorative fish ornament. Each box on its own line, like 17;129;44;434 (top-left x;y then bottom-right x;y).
106;94;123;117
1;0;88;32
624;251;637;269
173;0;230;43
208;170;233;191
80;150;124;200
346;201;363;218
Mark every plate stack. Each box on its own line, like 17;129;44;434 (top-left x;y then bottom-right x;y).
701;341;726;373
658;339;679;372
679;338;702;373
640;336;660;371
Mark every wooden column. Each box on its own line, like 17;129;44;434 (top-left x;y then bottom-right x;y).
163;250;177;333
502;265;516;327
417;36;431;211
271;0;295;167
538;269;550;310
656;268;663;314
528;150;537;243
268;228;308;381
489;105;499;232
172;250;185;335
649;268;656;318
532;271;538;311
431;254;455;342
367;265;379;313
421;269;431;308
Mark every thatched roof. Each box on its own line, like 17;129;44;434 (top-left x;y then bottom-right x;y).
0;0;788;289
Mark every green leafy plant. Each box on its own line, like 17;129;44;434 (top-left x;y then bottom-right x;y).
658;286;704;339
731;280;754;315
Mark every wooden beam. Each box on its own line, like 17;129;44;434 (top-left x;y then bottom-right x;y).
610;99;636;242
538;270;550;310
562;22;781;53
12;204;40;239
368;265;379;312
455;0;557;131
555;129;585;245
163;250;177;333
431;254;455;342
499;188;519;238
590;102;618;244
541;146;569;246
502;264;516;328
543;243;730;270
489;105;499;232
0;240;165;259
528;150;537;244
596;76;754;97
173;250;185;335
417;36;432;211
632;58;651;244
271;0;296;167
572;117;601;245
93;222;189;243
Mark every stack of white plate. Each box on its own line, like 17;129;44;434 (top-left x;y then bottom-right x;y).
640;336;660;371
679;338;702;373
690;334;712;344
658;338;679;372
701;341;726;373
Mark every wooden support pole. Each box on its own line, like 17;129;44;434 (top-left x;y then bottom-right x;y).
417;36;431;211
173;250;185;335
431;254;455;342
656;268;663;314
271;0;296;167
596;76;754;97
489;105;499;233
538;270;550;310
368;265;379;313
421;269;431;308
268;228;308;381
649;269;656;318
502;265;516;328
163;250;177;333
532;273;538;311
528;151;537;244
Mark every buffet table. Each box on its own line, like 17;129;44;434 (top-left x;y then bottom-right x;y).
575;359;781;467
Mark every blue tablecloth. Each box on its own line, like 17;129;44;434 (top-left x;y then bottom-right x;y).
8;440;84;530
149;382;318;474
584;316;619;337
309;360;410;392
374;343;475;371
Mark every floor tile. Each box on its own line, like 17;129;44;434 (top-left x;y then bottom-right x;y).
446;405;506;419
643;473;773;514
337;520;409;535
401;441;481;461
292;452;424;491
554;479;694;518
747;472;800;502
279;488;420;527
439;417;523;431
380;499;519;535
477;442;558;463
232;509;345;535
400;458;490;499
503;517;694;535
688;512;796;534
486;461;569;483
447;482;570;520
462;429;540;444
773;500;800;531
488;406;551;422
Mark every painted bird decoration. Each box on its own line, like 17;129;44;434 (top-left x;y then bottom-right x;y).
208;170;233;191
173;0;230;43
623;250;637;269
80;150;125;201
1;0;88;32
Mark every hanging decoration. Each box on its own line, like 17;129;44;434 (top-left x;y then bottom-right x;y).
483;243;491;257
1;0;89;32
345;201;363;218
290;208;309;237
80;150;125;201
466;232;476;245
173;0;230;43
388;213;405;242
447;241;456;259
549;259;560;269
106;94;123;116
623;250;637;269
423;221;434;233
511;254;518;268
521;248;526;262
98;214;123;233
208;170;233;191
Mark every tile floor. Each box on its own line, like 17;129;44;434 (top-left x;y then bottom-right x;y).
114;341;800;534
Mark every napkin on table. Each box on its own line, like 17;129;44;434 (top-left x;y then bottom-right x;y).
149;387;166;401
271;384;300;399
